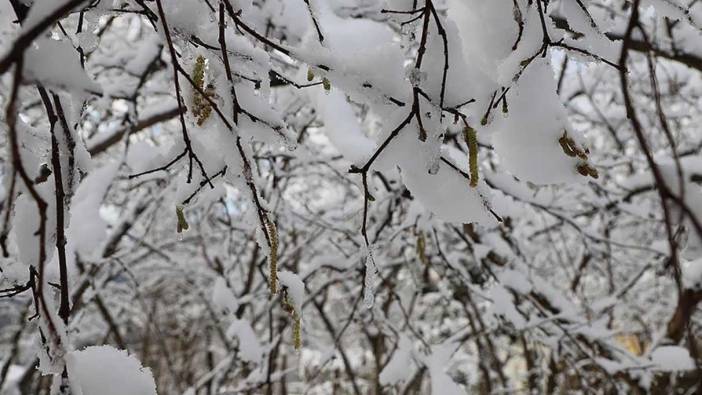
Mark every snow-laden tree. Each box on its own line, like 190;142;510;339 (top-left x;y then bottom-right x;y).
1;0;702;393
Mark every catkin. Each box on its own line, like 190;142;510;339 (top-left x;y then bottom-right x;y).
282;291;302;350
292;313;302;350
558;134;577;157
464;126;479;187
191;55;213;126
559;132;588;160
561;132;598;179
193;56;206;90
176;205;189;233
266;219;279;296
576;162;599;179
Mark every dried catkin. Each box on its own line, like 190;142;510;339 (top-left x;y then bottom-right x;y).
560;132;599;179
559;132;589;160
464;126;479;187
176;205;189;233
576;162;599;179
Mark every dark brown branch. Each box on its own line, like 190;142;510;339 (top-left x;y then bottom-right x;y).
43;92;71;324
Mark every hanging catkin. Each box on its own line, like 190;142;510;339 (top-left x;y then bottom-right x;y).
192;55;213;125
282;291;302;350
464;126;479;187
176;205;189;233
266;219;279;296
292;312;302;350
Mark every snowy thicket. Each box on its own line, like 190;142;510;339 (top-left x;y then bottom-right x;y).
1;0;702;393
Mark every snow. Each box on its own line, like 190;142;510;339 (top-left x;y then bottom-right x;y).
212;277;239;314
277;270;305;313
378;120;497;225
425;342;463;395
498;269;533;294
682;258;702;291
67;161;119;258
161;0;207;37
21;0;86;35
295;1;409;102
558;0;619;64
12;193;43;268
489;284;527;329
2;0;702;392
651;156;702;259
363;250;376;309
643;0;689;21
650;346;696;371
24;38;101;93
226;319;264;364
379;335;415;385
125;35;162;75
491;59;583;185
448;0;518;82
66;346;157;395
307;89;375;165
0;364;26;393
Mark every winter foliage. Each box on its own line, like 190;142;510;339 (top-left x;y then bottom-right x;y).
1;0;702;393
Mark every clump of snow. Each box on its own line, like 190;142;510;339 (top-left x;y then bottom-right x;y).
277;270;305;313
378;120;496;225
424;342;463;395
24;38;101;93
12;194;43;268
296;1;409;102
161;0;207;36
498;269;533;294
21;0;84;35
67;161;119;258
650;346;696;371
558;0;618;63
66;346;157;395
447;0;517;81
643;0;689;21
226;319;264;364
379;336;415;385
308;89;375;165
212;277;239;314
0;364;26;394
682;258;702;290
488;284;527;329
491;59;584;185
